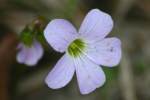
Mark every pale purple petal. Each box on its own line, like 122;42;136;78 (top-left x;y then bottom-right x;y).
44;19;78;53
16;40;43;66
45;54;75;89
85;37;121;67
24;41;43;66
79;9;113;40
74;55;106;95
33;40;44;60
16;45;27;63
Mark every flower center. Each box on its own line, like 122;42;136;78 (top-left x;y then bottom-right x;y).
68;39;85;57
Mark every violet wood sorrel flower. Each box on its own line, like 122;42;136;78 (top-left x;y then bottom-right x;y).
16;40;43;66
44;9;122;94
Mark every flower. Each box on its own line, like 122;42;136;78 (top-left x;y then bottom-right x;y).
44;9;121;94
16;40;43;66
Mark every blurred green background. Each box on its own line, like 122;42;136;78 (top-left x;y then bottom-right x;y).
0;0;150;100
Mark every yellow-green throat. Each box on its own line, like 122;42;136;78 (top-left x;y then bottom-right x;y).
68;39;85;57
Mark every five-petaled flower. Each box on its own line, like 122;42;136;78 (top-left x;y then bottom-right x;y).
16;40;43;66
44;9;122;94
